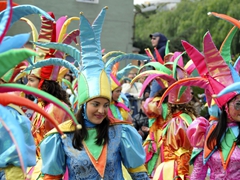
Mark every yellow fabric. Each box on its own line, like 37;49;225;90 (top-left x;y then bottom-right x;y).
174;147;189;157
119;107;129;121
161;78;168;88
7;104;25;115
99;70;111;101
30;68;42;79
153;97;161;102
153;160;175;180
143;129;163;148
110;76;119;91
27;159;43;180
45;120;75;136
122;164;132;180
20;17;39;44
57;17;80;43
3;166;25;180
13;71;28;82
57;67;69;82
127;164;147;173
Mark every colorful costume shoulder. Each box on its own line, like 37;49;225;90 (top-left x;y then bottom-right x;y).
41;119;148;180
133;48;196;179
37;6;150;179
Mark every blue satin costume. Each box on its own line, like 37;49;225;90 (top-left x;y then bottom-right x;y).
0;105;36;180
40;123;149;180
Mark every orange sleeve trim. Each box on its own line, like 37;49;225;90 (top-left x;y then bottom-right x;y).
43;174;63;180
209;116;218;121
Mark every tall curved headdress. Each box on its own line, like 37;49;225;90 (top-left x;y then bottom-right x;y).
104;52;150;91
77;7;111;106
158;31;240;108
0;0;81;175
0;2;68;83
29;13;80;82
77;7;150;106
133;52;195;105
3;6;81;83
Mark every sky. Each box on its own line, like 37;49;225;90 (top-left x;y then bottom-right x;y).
134;0;181;5
134;0;147;4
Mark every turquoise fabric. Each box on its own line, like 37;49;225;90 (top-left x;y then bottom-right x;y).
40;133;66;175
0;105;35;171
83;103;96;128
5;106;36;167
0;33;30;53
120;93;130;108
0;5;54;29
120;124;145;168
40;124;147;179
109;104;123;120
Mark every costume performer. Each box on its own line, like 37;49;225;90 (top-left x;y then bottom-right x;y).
39;7;149;180
131;53;197;179
158;13;240;179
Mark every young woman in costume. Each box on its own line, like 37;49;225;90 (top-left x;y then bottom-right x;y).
39;7;149;180
22;11;80;157
178;13;240;179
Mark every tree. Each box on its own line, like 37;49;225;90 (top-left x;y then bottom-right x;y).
134;0;240;56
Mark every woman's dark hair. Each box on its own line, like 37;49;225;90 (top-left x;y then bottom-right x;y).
207;104;240;150
154;88;198;117
154;88;168;103
41;80;71;107
64;73;74;83
168;103;198;117
72;106;110;150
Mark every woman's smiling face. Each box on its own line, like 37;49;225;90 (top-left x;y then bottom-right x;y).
86;97;110;124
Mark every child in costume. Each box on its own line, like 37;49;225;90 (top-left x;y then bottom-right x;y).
106;56;145;122
131;53;197;179
27;67;71;156
39;7;149;180
108;73;132;121
184;34;240;179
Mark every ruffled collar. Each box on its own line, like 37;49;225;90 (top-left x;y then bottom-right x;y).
227;122;238;127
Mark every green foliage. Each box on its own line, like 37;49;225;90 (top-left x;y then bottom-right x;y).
134;0;240;56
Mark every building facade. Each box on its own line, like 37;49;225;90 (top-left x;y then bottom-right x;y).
8;0;134;56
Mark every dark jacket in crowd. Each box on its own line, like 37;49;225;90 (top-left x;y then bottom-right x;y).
133;109;149;141
149;33;168;98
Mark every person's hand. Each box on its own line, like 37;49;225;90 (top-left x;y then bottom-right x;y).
138;130;144;137
141;126;149;133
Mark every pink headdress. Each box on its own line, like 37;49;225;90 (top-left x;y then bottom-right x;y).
158;31;240;108
110;73;121;91
132;52;195;104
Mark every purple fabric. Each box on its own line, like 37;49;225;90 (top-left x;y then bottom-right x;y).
191;149;240;180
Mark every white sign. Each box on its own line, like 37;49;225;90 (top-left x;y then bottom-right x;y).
76;0;99;4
